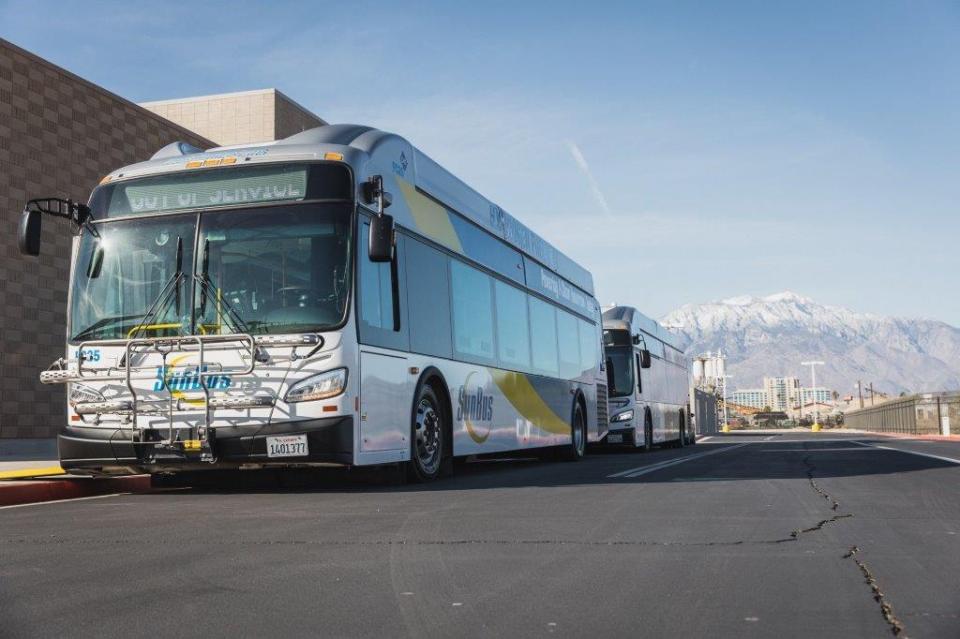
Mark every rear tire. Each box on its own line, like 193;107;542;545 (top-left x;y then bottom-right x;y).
643;411;653;452
408;384;446;482
678;411;686;448
561;401;587;462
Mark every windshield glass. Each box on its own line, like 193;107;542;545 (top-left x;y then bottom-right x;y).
70;216;196;341
195;204;352;335
605;346;635;397
69;203;352;341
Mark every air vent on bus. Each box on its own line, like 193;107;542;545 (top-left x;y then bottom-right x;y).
597;383;609;427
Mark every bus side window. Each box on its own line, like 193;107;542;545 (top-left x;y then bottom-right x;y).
635;353;643;394
358;222;409;350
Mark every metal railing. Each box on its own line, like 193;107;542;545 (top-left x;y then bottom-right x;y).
844;392;958;436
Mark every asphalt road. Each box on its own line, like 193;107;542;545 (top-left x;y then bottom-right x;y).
2;432;959;638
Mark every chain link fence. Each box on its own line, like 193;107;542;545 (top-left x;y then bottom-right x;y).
844;392;958;435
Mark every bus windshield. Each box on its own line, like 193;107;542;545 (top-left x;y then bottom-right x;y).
196;204;351;335
69;203;352;341
605;346;635;397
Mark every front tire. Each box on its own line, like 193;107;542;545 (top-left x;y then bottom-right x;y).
643;411;653;452
408;385;445;482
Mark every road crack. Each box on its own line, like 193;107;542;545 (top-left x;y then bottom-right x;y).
802;450;908;637
844;546;907;637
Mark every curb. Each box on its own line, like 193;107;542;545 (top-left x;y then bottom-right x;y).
0;466;66;481
0;475;151;507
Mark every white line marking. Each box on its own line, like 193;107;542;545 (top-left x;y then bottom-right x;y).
698;436;715;442
0;493;124;510
850;440;960;465
764;436;775;441
758;447;883;452
608;443;751;478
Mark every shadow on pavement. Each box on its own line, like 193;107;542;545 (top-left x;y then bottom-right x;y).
144;436;958;495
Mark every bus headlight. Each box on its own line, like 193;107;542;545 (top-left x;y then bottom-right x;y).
611;409;634;423
69;383;104;407
284;369;347;403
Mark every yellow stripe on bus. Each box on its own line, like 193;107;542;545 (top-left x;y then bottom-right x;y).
395;178;464;253
491;370;571;436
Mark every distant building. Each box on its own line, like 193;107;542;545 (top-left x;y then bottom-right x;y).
801;387;832;405
732;377;835;413
764;376;800;412
140;89;325;146
731;389;767;409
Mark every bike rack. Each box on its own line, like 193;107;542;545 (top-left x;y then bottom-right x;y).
41;333;322;461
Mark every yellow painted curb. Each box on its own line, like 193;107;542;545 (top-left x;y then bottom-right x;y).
0;466;66;481
811;423;822;432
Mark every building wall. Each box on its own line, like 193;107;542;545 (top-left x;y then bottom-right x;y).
731;389;767;409
0;38;212;439
140;89;325;146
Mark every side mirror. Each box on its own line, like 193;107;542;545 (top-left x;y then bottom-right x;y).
18;208;42;256
639;349;652;369
368;213;395;263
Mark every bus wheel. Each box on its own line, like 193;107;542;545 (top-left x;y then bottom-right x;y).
643;411;653;452
409;385;445;482
562;401;587;462
678;412;686;448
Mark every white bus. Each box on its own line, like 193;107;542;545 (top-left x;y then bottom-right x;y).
18;124;608;481
602;306;692;449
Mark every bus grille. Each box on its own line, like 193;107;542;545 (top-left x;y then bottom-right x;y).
596;383;609;427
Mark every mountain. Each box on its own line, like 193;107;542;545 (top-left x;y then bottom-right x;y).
661;292;960;395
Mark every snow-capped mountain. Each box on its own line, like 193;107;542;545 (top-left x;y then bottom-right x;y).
661;292;960;395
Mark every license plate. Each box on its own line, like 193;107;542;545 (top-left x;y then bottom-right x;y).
608;433;624;444
266;434;309;458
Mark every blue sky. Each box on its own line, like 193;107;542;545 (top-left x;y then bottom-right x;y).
3;1;958;324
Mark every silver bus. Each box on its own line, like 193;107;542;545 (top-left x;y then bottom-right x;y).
602;306;692;449
18;124;608;481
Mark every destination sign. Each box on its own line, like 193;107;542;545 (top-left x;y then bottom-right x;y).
107;165;308;216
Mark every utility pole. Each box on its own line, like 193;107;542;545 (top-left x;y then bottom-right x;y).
801;361;825;428
869;382;875;406
857;380;864;409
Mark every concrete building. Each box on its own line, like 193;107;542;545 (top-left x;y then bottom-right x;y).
800;387;833;405
731;389;767;409
764;376;800;412
0;39;325;440
732;378;835;413
140;89;325;146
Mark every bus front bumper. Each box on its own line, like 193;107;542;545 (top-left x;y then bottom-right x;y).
58;417;354;474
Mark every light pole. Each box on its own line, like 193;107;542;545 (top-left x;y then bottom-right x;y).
801;361;825;428
721;373;733;431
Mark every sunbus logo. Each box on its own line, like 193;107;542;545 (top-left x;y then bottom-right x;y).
457;385;494;422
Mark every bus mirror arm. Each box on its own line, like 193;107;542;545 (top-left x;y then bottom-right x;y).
18;198;93;256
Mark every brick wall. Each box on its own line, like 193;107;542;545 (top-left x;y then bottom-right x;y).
0;38;212;439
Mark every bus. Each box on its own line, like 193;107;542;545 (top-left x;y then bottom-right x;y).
602;306;692;449
17;124;608;482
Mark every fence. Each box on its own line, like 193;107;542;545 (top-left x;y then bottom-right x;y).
691;388;719;435
844;392;958;435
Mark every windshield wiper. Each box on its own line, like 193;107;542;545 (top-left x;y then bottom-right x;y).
195;239;251;335
126;236;185;341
